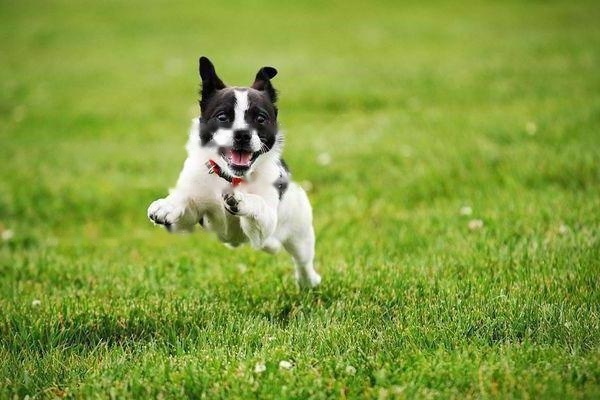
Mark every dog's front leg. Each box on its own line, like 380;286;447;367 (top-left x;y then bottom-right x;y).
148;191;200;232
222;191;277;248
148;151;207;233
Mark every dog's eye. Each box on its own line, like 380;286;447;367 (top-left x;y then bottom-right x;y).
216;112;229;122
256;114;267;124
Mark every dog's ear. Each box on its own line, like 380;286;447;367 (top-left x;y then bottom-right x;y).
199;56;226;110
252;66;278;103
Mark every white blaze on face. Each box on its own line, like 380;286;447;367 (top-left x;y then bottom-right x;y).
232;89;249;130
233;89;262;152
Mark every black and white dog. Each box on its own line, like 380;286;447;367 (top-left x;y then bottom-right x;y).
147;57;321;288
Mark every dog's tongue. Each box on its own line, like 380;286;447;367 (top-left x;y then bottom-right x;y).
230;150;252;166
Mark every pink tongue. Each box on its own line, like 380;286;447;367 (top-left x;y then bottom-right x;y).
232;150;251;165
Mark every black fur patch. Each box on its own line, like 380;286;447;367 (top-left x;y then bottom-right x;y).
247;88;278;152
252;66;278;103
199;57;226;112
199;89;236;145
273;159;290;199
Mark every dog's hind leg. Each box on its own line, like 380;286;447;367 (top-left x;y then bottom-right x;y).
283;227;321;289
262;237;282;254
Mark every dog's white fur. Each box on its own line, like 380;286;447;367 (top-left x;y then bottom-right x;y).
147;91;321;288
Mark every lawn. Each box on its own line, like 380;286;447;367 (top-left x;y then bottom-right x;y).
1;0;599;398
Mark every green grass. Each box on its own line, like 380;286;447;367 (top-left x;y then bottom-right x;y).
1;0;599;398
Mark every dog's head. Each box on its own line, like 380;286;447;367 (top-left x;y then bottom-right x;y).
198;56;280;176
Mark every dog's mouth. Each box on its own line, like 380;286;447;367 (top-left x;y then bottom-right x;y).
219;148;257;174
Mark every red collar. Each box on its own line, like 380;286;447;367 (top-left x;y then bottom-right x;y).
205;159;245;187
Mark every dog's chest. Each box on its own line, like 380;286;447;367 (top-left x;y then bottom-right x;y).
201;202;247;246
197;160;283;246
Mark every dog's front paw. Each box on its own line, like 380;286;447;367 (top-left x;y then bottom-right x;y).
147;198;185;228
222;191;249;216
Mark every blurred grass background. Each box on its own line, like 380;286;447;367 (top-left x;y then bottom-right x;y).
1;0;599;398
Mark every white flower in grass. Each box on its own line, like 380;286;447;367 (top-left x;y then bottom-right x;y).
345;365;356;376
254;362;266;373
1;229;14;241
558;224;570;235
459;206;473;216
31;299;41;307
279;360;293;370
316;152;332;166
468;219;484;230
525;121;537;135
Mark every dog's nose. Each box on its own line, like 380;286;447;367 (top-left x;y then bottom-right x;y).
233;129;251;144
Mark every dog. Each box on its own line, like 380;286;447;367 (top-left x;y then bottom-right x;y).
147;57;321;288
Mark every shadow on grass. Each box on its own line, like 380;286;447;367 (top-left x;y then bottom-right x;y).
251;288;336;328
0;284;343;354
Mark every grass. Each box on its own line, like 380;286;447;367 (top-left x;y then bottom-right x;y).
1;0;599;398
